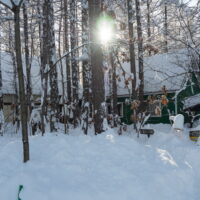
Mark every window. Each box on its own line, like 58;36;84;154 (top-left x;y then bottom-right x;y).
117;103;124;117
147;100;161;117
106;102;123;117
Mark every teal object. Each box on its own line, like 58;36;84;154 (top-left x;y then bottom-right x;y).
18;185;23;200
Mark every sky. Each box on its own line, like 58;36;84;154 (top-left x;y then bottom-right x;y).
184;0;198;6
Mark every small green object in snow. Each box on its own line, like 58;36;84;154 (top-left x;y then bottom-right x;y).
18;185;23;200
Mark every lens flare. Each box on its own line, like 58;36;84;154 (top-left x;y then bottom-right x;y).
97;16;114;45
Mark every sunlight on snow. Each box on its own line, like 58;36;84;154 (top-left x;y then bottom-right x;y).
157;148;178;167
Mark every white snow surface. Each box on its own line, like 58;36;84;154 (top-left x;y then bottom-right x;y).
183;93;200;109
0;124;200;200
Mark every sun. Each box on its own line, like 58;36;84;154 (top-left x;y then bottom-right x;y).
97;16;114;45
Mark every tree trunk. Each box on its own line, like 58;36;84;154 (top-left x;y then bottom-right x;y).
88;0;105;134
63;0;72;119
147;0;151;56
8;14;20;129
13;6;29;162
58;0;67;134
82;0;90;135
47;0;59;132
110;49;118;127
135;0;144;101
40;0;49;135
164;2;168;53
0;30;4;136
127;0;137;99
23;1;32;120
70;0;79;127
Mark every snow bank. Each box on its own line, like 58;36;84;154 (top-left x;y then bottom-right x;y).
0;125;199;200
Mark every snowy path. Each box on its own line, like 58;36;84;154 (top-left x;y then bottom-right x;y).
0;125;199;200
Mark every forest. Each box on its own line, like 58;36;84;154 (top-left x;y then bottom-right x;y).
0;1;200;199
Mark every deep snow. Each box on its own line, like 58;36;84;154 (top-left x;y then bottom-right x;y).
0;124;200;200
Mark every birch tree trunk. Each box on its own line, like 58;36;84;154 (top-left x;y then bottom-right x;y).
82;0;91;134
40;0;49;134
70;0;79;127
63;0;72;106
47;0;59;132
58;0;67;134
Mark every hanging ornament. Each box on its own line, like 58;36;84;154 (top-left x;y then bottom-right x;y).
162;85;168;96
155;106;161;116
131;100;140;110
147;95;153;104
128;76;132;81
161;95;168;105
124;80;129;86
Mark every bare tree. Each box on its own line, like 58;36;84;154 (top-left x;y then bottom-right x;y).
70;0;79;127
23;0;32;119
0;0;30;162
109;48;118;127
63;0;72;106
146;0;151;55
82;0;91;134
47;0;59;132
0;14;4;136
127;0;137;99
135;0;144;101
164;1;168;52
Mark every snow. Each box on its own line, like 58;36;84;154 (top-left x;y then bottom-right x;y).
0;52;64;96
170;114;184;131
115;50;189;96
183;93;200;110
0;124;200;200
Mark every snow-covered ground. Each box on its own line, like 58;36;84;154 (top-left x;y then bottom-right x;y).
0;124;200;200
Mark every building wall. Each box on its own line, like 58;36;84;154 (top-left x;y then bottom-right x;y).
3;94;15;123
2;94;41;123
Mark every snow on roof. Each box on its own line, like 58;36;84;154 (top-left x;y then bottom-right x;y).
183;93;200;110
115;50;189;96
0;52;64;95
1;50;190;97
